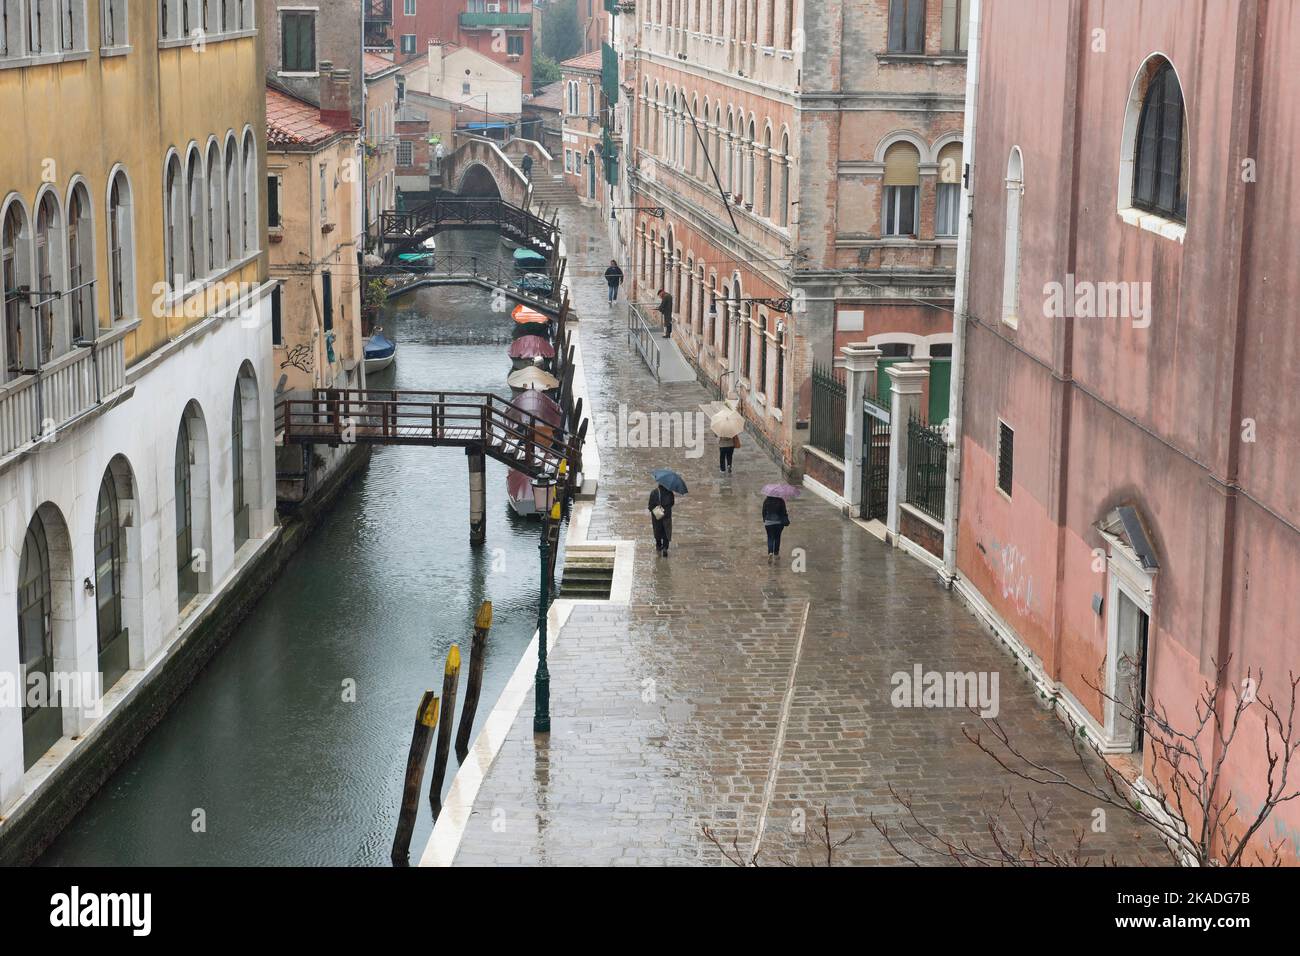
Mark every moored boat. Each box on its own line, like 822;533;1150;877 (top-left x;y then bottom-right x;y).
363;330;396;374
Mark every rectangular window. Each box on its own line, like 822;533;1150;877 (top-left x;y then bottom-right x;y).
507;34;524;55
888;0;926;54
102;0;127;47
997;420;1014;497
400;33;416;53
271;285;283;345
935;182;959;236
403;0;416;14
941;0;969;52
281;11;315;73
883;185;918;237
267;174;281;228
397;141;413;166
322;270;333;331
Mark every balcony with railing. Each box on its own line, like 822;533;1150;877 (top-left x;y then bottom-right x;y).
0;322;133;464
459;11;531;29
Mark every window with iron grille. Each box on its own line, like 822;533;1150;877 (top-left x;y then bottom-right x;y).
397;141;413;167
997;420;1014;497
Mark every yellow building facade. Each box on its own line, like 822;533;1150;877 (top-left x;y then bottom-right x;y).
0;2;278;819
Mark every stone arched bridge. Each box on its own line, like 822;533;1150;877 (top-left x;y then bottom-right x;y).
443;135;530;207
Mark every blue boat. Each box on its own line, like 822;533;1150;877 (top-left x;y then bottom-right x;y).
518;272;554;294
364;330;396;374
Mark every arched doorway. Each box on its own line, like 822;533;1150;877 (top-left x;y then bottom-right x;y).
18;504;74;770
175;401;212;612
232;361;264;545
587;150;597;200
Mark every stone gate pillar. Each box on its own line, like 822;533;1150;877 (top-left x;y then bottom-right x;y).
841;345;881;516
886;363;930;541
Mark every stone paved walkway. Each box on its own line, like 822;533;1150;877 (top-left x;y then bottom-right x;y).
446;204;1152;866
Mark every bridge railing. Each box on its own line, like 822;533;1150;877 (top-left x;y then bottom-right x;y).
380;197;558;253
627;304;661;381
379;252;565;310
278;388;581;478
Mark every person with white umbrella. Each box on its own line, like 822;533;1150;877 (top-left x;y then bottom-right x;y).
710;407;744;474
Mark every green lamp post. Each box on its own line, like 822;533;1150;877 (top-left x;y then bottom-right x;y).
531;476;559;733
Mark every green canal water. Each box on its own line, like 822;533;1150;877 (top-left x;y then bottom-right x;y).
39;230;562;866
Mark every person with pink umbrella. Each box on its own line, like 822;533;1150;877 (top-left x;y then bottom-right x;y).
761;483;800;564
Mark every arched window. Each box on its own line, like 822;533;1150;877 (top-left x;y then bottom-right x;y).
206;141;224;272
1132;59;1187;222
67;183;93;342
3;200;33;376
778;131;791;227
231;383;248;543
185;149;203;283
760;125;773;218
882;141;920;237
1003;147;1024;327
176;412;196;606
164;153;183;291
936;141;963;237
745;119;756;204
34;191;63;364
242;131;258;255
224;138;241;261
689;97;699;174
107;170;135;323
95;468;129;691
19;510;59;768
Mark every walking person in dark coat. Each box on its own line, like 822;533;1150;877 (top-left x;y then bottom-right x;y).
605;260;624;305
658;289;674;338
521;153;534;181
762;495;790;564
719;433;739;473
649;484;675;557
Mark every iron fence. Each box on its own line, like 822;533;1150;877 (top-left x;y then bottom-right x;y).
809;362;846;459
905;411;947;522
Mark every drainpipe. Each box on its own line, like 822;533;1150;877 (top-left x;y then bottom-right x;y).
942;0;980;583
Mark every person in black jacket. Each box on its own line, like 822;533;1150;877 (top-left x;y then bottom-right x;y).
658;289;673;338
648;484;675;557
762;495;790;563
604;260;624;305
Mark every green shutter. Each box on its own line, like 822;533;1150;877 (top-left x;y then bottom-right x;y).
601;42;619;105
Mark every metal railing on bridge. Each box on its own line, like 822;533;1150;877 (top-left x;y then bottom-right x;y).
380;252;568;312
277;388;582;480
380;197;558;255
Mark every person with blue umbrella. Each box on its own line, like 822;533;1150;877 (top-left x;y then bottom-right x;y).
648;469;688;558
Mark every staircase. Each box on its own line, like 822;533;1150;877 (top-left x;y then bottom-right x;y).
558;544;616;600
529;164;579;209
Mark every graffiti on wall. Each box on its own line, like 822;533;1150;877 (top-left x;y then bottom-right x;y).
987;537;1037;619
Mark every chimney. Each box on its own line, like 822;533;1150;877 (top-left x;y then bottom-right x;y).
428;41;443;84
319;64;352;128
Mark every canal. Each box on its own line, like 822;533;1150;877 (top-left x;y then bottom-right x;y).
40;229;563;866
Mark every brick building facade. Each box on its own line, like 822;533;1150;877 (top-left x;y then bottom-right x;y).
390;0;535;94
624;0;965;469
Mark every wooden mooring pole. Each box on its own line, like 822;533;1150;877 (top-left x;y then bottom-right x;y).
467;446;487;544
455;601;493;761
391;690;440;866
429;644;462;813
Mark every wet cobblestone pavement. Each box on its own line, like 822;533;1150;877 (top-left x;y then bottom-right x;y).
449;204;1153;866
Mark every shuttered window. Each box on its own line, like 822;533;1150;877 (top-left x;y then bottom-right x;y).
997;421;1014;497
281;11;315;73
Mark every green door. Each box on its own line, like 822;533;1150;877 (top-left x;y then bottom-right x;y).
928;359;952;425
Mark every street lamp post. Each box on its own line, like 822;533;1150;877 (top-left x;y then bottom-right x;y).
531;476;559;733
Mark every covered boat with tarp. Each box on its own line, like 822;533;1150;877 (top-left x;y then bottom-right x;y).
518;273;553;295
513;247;547;270
503;390;566;517
363;329;396;373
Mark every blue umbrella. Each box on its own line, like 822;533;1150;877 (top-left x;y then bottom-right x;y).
651;469;688;495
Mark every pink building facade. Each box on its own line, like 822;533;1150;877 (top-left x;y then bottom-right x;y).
956;0;1300;858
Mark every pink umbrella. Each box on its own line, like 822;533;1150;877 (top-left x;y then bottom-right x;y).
508;335;556;359
761;483;802;500
511;389;563;427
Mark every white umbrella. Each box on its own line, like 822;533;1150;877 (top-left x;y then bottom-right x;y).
710;407;745;439
507;366;560;390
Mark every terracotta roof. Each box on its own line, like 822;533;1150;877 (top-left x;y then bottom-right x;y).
266;87;353;148
365;51;399;77
560;50;603;72
528;83;564;112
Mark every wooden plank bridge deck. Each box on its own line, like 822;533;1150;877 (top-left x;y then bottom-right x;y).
276;389;584;481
